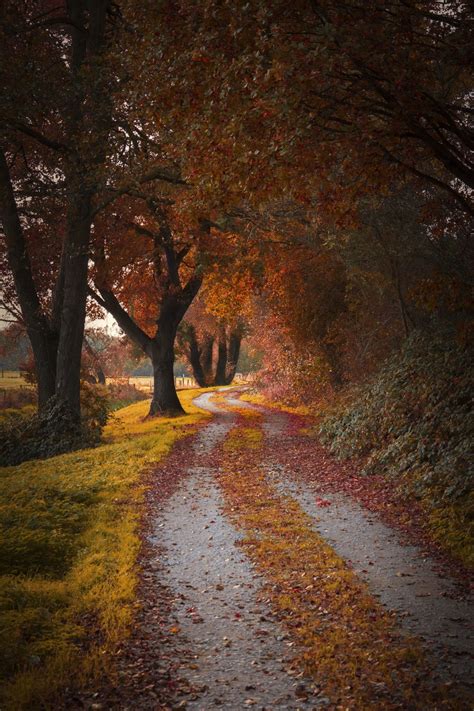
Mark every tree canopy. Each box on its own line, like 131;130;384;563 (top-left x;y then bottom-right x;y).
1;0;472;430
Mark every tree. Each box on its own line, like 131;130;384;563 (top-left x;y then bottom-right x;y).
90;198;206;415
176;225;260;388
180;318;245;387
3;0;471;429
155;1;473;222
278;0;474;214
0;1;183;425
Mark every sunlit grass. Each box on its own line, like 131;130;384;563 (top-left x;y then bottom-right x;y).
239;389;310;416
0;387;211;710
0;405;36;424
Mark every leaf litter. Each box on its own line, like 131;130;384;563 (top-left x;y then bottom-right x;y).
69;389;473;709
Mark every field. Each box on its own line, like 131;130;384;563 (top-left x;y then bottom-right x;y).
0;372;249;411
0;372;197;392
0;372;249;395
125;375;197;392
0;371;32;389
0;373;197;409
0;372;36;409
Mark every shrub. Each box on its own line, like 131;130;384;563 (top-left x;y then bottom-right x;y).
0;388;37;410
319;327;473;564
0;406;36;427
0;383;111;467
80;381;110;433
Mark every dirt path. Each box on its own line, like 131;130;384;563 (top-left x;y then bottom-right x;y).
157;390;473;707
156;392;320;709
261;411;474;693
78;388;473;709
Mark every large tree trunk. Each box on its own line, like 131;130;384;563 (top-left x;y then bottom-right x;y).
147;276;202;415
0;149;58;410
186;327;214;387
183;322;243;387
187;327;207;387
53;1;109;420
201;334;214;384
224;327;243;385
150;325;184;416
55;192;93;420
214;323;228;385
94;286;199;417
34;330;59;409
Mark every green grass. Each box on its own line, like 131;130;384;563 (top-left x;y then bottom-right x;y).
0;389;211;709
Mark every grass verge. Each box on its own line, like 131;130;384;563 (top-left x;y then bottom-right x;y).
239;389;310;416
0;388;211;710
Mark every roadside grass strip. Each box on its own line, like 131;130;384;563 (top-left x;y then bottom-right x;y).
207;388;262;415
209;390;264;421
239;389;310;416
217;421;466;710
0;389;211;710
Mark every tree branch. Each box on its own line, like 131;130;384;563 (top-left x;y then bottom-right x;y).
380;146;474;216
0;148;49;333
93;166;188;216
88;285;153;355
11;121;68;151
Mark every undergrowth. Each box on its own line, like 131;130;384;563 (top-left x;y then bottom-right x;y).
107;381;148;411
0;388;210;710
318;329;473;566
0;383;111;466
